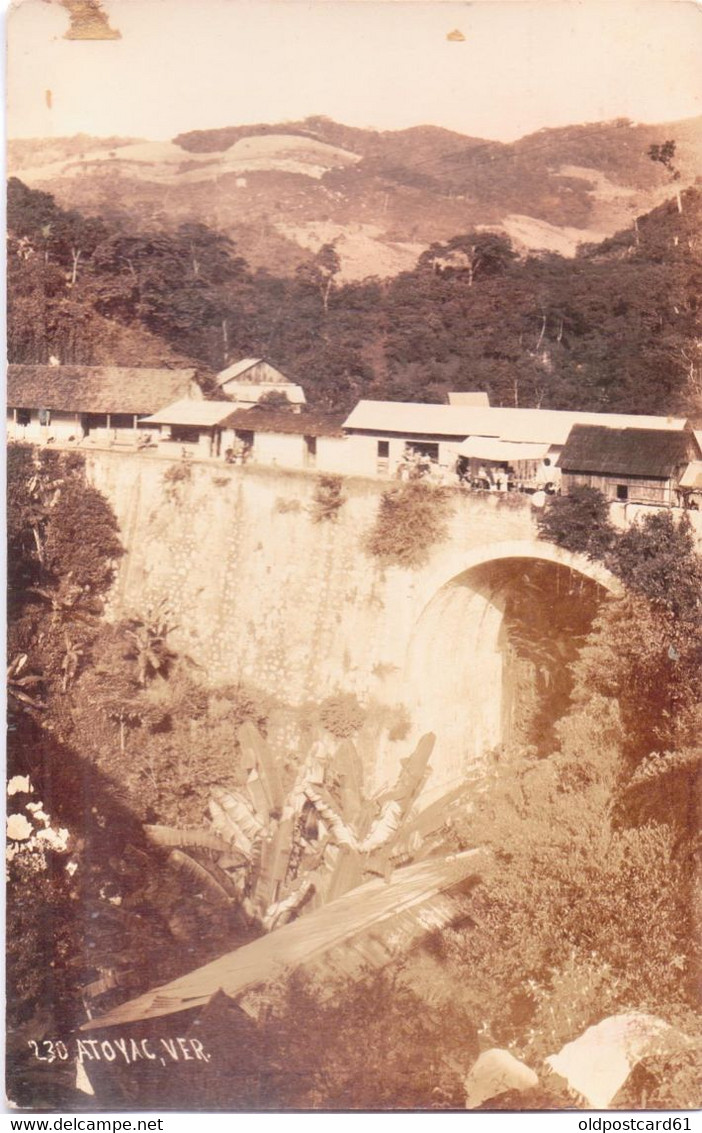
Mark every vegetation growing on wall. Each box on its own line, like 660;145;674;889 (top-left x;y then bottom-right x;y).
366;481;453;568
318;691;366;737
310;473;346;523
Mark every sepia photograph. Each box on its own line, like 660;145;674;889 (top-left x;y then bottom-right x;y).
5;0;702;1114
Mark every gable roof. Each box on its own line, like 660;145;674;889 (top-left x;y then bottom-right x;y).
679;461;702;490
557;425;700;478
140;399;239;428
226;409;345;437
7;365;199;416
448;391;490;407
217;357;263;383
343;400;688;445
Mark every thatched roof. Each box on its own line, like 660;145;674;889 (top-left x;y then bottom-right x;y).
7;365;199;416
227;409;346;437
557;425;700;478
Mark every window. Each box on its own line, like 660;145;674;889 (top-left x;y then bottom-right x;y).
406;441;439;461
616;484;629;501
171;424;202;444
38;407;51;426
16;408;31;426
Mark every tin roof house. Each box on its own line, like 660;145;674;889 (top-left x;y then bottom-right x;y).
215;358;306;411
557;424;701;506
7;364;201;445
341;399;688;480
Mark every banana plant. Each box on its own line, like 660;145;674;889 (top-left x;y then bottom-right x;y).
7;653;45;712
124;600;179;686
153;723;477;935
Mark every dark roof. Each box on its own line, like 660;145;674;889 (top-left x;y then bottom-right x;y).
557;425;700;478
7;365;198;416
226;408;346;437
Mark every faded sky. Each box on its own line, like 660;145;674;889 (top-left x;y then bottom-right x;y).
6;0;702;141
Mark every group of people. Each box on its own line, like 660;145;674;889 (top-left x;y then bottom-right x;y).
396;447;562;495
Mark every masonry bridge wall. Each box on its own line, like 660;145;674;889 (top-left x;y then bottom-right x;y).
86;452;612;791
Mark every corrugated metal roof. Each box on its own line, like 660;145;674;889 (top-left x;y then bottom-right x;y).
448;391;490;407
676;461;702;489
342;400;688;445
140;399;239;427
7;365;199;416
343;401;501;438
222;382;306;405
227;409;346;436
558;425;699;477
82;849;484;1030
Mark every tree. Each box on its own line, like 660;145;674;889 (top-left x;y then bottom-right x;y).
295;241;341;313
649;139;683;213
536;485;617;559
419;231;516;287
608;510;702;624
7;446;123;723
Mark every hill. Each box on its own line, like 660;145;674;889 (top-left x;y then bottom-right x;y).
7;171;701;420
8;115;702;280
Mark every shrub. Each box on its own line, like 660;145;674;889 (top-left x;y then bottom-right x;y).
366;481;452;568
608;510;702;623
319;692;366;737
536;485;617;560
275;496;302;514
311;474;346;523
162;454;193;502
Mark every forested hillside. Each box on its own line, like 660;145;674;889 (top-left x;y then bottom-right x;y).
8;176;701;418
11;115;702;274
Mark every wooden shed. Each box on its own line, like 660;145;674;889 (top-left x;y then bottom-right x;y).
557;424;701;506
215;357;306;410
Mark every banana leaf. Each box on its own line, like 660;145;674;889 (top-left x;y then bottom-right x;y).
144;825;234;855
208;798;253;857
303;785;358;850
167;850;237;905
214;787;264;838
334;740;364;823
238;722;284;816
245;767;271;825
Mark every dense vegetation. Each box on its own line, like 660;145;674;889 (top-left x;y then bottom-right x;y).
7;446;700;1109
6;161;701;1107
8;176;702;417
5;448;265;1108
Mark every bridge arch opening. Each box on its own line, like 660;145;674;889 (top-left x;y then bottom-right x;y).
403;551;615;788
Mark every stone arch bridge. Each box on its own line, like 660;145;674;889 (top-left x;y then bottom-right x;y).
87;452;619;790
